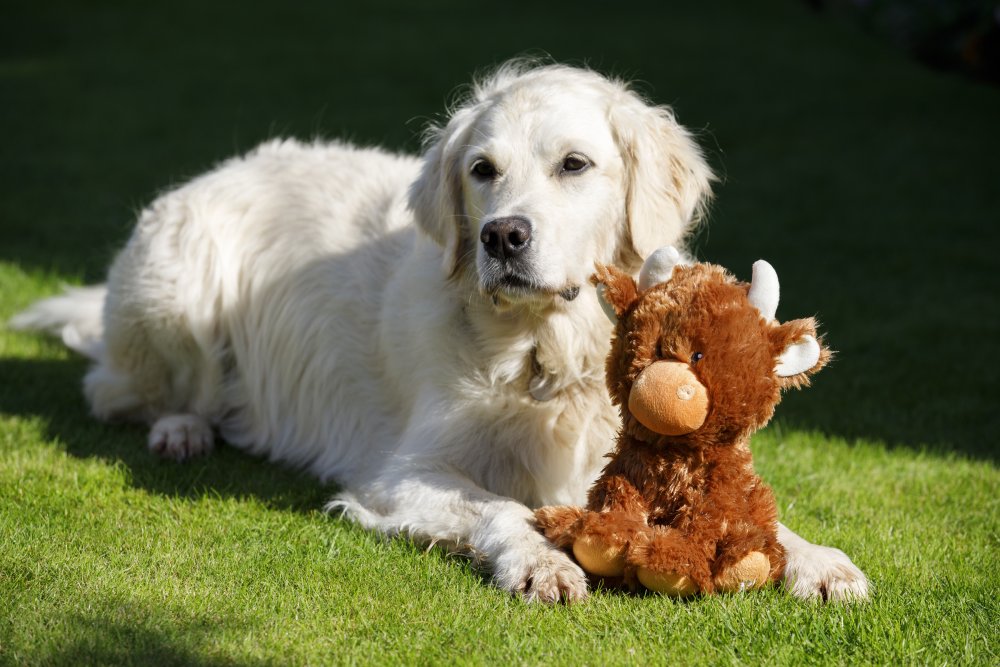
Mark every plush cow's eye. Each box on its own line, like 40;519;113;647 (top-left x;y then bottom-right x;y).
471;159;497;180
691;352;704;364
561;153;590;174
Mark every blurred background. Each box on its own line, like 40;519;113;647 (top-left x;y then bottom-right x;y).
2;0;998;459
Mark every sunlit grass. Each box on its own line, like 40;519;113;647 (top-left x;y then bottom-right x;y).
1;380;996;664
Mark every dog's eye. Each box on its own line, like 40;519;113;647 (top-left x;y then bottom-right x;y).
691;352;704;364
561;154;590;174
471;158;497;180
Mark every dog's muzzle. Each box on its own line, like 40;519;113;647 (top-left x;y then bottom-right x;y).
478;216;579;304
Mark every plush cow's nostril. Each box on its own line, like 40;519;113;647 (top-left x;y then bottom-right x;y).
676;385;696;401
480;216;532;260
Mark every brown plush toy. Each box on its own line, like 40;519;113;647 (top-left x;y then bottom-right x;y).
535;246;830;596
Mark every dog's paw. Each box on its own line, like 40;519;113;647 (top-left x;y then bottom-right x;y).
493;544;589;604
148;414;214;461
783;541;869;602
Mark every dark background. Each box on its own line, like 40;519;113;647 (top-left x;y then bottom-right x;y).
2;0;998;461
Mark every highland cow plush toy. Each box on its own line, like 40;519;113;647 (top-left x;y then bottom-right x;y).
535;247;830;596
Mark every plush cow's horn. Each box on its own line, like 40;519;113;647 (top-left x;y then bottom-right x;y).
638;246;682;291
748;260;779;321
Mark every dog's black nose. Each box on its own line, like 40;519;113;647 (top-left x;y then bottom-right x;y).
480;217;532;260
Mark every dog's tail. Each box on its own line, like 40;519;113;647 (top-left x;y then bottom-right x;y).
9;285;107;360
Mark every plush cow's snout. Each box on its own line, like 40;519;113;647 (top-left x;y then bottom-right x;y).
628;361;708;435
480;216;532;260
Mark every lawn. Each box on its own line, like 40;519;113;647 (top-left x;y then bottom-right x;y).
1;1;998;665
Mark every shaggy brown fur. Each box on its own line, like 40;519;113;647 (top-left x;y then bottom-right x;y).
535;260;830;595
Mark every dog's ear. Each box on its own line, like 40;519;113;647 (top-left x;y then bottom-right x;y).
408;106;479;277
611;96;714;267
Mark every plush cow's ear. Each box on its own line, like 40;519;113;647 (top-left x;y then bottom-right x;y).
408;105;480;277
776;335;821;377
591;264;639;324
769;318;831;389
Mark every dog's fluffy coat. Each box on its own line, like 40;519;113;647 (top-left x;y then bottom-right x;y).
12;62;868;602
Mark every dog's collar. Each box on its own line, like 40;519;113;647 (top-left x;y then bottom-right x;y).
529;347;558;402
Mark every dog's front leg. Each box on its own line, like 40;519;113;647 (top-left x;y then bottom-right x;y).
330;466;588;604
777;522;869;602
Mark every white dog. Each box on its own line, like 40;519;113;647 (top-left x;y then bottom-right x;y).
13;62;868;603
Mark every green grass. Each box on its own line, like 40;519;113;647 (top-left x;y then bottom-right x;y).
1;1;998;665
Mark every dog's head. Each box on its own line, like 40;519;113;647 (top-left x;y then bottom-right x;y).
409;62;715;310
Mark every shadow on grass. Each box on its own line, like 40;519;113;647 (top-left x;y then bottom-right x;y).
32;603;269;667
0;355;334;513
